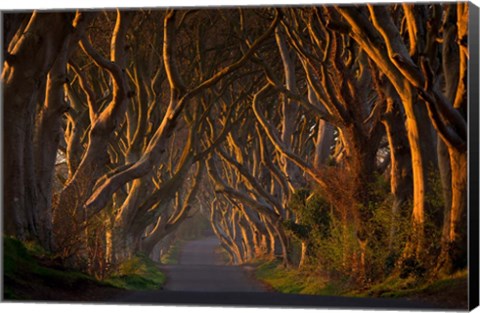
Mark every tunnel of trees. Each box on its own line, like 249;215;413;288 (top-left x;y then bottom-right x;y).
2;3;470;288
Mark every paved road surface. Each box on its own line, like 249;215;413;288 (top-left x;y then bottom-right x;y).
160;236;265;292
113;236;440;310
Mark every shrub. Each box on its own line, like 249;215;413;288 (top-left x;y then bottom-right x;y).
286;173;415;284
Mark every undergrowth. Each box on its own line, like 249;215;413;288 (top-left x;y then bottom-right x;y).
350;269;468;299
254;258;467;308
3;236;165;299
255;260;344;295
3;236;102;299
160;240;184;265
104;254;166;290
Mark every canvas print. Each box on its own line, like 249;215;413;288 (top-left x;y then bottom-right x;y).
1;2;479;310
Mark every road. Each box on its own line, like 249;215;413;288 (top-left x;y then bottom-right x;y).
113;236;439;310
160;236;265;292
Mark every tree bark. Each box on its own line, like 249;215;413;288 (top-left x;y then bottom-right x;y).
382;97;413;250
3;12;75;240
275;26;304;192
33;12;94;250
313;119;335;168
52;10;132;257
336;6;436;262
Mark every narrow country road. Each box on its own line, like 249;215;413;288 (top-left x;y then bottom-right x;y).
160;236;265;292
113;236;439;310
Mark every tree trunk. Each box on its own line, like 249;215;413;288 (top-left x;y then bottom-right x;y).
275;26;304;192
34;49;69;250
400;90;433;262
299;240;308;268
437;149;467;273
33;12;94;247
436;5;468;273
382;97;413;250
52;11;132;257
313;119;335;169
3;12;74;240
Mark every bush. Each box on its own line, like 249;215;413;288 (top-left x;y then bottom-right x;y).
286;189;331;242
286;174;415;284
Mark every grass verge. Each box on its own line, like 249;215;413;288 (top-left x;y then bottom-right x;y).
3;236;165;300
4;237;105;300
160;240;184;265
254;259;467;309
350;270;468;308
255;260;337;295
104;253;166;290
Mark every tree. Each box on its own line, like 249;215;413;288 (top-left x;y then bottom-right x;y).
3;12;88;247
335;3;468;272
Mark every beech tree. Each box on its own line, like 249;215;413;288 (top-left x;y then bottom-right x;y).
3;12;91;247
2;4;470;284
335;3;468;273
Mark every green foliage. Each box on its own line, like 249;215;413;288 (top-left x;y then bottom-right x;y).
399;257;426;279
286;189;331;243
369;173;391;200
364;202;408;279
423;169;446;257
283;220;309;240
285;174;415;284
105;253;166;290
304;194;332;238
23;240;48;258
258;157;462;305
425;168;445;215
315;220;359;277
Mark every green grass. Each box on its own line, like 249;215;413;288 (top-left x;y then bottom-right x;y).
352;270;468;299
160;240;184;265
3;238;95;285
255;261;331;295
104;253;166;290
255;258;467;308
3;237;34;275
3;236;166;299
3;236;102;299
